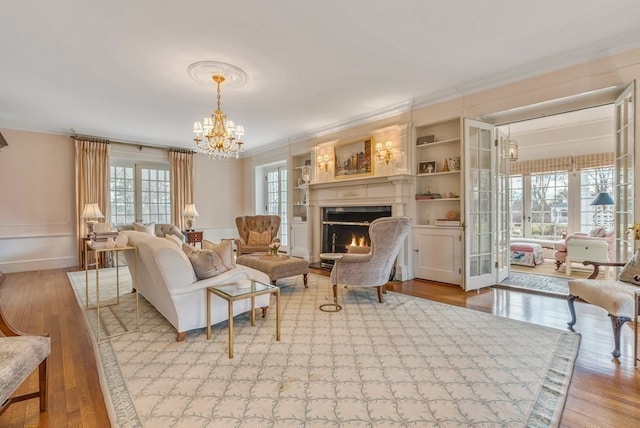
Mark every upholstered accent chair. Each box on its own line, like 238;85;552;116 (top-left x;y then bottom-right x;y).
0;275;50;415
567;253;640;359
330;216;412;303
234;215;281;256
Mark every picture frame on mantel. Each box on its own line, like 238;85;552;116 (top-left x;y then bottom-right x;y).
334;137;374;179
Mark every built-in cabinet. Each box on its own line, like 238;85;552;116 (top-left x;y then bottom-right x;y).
290;154;311;259
413;118;464;285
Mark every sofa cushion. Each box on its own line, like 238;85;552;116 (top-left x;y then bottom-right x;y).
247;230;271;245
165;234;183;248
182;243;228;279
589;227;606;237
619;250;640;286
133;222;156;235
203;240;235;270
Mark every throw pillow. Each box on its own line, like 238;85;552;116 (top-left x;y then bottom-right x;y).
133;222;156;236
165;233;183;248
182;243;228;279
619;250;640;286
589;227;606;237
203;240;235;270
247;230;272;245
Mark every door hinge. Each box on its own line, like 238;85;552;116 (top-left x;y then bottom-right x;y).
495;261;499;268
459;268;462;274
494;139;498;147
459;235;462;241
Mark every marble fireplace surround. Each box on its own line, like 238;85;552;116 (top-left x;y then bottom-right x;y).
307;174;414;280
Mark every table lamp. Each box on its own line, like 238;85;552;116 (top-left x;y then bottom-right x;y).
183;204;200;231
81;203;105;237
590;192;614;226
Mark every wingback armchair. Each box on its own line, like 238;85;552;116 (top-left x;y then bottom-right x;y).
330;216;412;303
234;215;281;256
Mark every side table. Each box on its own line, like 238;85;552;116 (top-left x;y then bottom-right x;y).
207;280;280;358
184;230;204;248
319;253;343;312
84;240;139;341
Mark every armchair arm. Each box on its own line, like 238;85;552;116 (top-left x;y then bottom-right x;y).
338;253;373;264
582;260;625;279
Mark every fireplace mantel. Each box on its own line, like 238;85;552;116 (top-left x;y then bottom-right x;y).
306;173;413;279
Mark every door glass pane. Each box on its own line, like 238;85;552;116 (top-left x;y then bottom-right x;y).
579;166;614;231
265;166;288;246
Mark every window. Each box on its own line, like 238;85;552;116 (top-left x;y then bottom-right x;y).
529;171;568;239
579;166;614;231
265;166;288;245
509;175;524;238
110;163;171;226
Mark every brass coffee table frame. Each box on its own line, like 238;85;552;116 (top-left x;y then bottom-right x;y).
84;241;139;341
207;280;280;358
319;253;343;312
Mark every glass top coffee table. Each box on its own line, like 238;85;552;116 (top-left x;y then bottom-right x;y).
206;279;280;358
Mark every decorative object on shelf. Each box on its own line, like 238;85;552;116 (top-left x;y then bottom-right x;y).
317;154;331;172
189;61;247;160
447;156;460;171
183;203;200;231
301;165;311;183
81;203;105;237
442;159;449;172
334;138;373;179
418;161;436;174
268;241;281;256
375;140;393;165
416;135;435;146
590;191;614;227
115;233;128;248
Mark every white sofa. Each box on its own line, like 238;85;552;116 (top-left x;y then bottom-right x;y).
121;230;271;341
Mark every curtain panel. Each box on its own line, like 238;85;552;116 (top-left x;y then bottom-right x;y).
169;151;194;231
75;138;110;263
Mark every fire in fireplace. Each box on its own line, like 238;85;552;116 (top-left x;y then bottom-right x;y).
321;206;392;260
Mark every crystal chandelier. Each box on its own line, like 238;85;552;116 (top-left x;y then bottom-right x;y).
192;74;245;159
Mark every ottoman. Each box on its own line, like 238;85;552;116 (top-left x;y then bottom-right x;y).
236;254;309;287
510;242;544;267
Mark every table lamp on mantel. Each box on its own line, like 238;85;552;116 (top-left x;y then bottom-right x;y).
183;203;200;231
81;203;105;237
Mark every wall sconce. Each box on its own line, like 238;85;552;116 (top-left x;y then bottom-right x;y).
183;203;200;231
317;154;330;172
375;140;393;165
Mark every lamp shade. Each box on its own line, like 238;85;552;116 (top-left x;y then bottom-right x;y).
81;203;105;219
183;203;200;217
590;192;614;206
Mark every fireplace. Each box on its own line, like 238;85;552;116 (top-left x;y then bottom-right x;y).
321;205;392;266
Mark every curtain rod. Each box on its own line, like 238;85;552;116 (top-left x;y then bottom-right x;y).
70;134;194;153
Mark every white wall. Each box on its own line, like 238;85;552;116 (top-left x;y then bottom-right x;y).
0;129;76;272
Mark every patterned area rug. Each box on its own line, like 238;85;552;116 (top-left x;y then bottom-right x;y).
68;269;580;427
498;272;570;297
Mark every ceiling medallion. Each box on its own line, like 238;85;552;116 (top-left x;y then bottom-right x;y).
189;61;248;159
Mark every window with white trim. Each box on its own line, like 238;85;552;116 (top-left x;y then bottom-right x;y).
264;165;288;246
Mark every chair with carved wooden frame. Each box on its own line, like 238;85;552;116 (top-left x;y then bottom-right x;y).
0;273;50;416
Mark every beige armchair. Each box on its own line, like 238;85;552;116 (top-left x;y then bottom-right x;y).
234;215;281;256
0;274;50;415
329;217;411;304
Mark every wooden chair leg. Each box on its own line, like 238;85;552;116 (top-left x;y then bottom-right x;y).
39;357;48;412
376;286;384;303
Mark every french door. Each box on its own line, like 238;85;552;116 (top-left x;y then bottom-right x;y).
464;119;506;290
614;81;635;261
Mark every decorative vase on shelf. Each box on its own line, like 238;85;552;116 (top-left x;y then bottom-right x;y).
115;234;128;248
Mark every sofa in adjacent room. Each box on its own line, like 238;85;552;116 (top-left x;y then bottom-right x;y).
120;230;271;341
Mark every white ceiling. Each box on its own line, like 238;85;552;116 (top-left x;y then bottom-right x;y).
1;1;640;154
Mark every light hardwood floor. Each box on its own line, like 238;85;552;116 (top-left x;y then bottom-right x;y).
1;268;639;427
